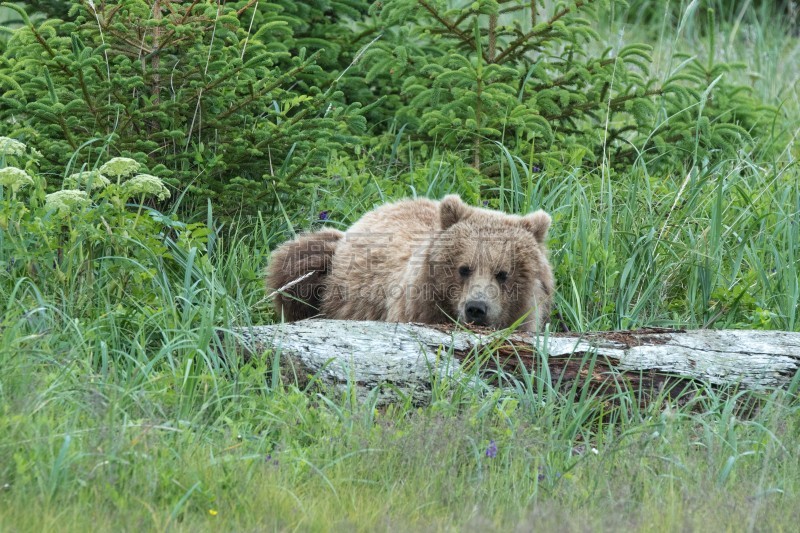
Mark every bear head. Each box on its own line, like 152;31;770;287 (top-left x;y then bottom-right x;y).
428;195;554;330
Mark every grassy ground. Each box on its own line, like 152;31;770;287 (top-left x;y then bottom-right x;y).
1;2;799;531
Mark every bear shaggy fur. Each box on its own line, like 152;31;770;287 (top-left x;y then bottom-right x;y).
266;195;554;331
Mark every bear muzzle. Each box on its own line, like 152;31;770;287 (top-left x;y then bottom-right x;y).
464;300;489;325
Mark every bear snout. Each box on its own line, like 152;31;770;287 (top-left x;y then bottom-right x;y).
464;300;489;325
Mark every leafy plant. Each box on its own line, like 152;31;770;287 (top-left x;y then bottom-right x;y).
364;0;782;173
0;137;213;329
0;0;368;214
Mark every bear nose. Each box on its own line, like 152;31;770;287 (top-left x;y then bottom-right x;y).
465;300;488;324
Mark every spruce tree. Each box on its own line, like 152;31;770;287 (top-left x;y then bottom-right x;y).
365;0;780;172
0;1;371;213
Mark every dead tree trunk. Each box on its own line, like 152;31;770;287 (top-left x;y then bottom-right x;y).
228;320;800;405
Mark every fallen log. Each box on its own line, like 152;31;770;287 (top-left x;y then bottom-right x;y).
229;320;800;405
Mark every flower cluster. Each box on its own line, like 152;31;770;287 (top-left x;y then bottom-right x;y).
65;170;110;191
124;174;171;201
44;189;91;214
0;166;34;193
99;157;141;178
0;137;26;158
485;440;498;459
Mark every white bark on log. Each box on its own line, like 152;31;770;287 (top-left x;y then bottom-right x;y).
230;320;800;405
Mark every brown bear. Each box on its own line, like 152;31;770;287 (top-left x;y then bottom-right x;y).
266;195;554;331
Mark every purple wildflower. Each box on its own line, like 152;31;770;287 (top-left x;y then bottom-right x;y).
537;466;562;482
532;165;542;173
319;210;330;221
485;440;498;458
482;200;489;207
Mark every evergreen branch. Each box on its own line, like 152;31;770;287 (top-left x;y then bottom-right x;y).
494;0;591;64
177;0;202;22
527;57;617;93
99;1;220;61
249;159;311;206
25;108;78;150
158;0;203;47
27;21;59;58
350;26;381;45
194;60;252;97
499;5;526;15
18;14;98;116
453;11;471;27
87;1;122;25
49;110;80;150
217;60;317;122
76;68;98;116
235;0;261;17
603;124;639;147
104;34;154;56
417;0;486;62
542;88;662;121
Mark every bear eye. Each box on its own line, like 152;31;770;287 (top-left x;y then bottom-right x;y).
458;265;471;278
495;271;508;283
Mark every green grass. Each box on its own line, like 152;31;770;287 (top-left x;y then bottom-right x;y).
1;1;800;531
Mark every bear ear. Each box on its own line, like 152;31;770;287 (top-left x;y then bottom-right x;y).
439;194;471;230
520;210;551;243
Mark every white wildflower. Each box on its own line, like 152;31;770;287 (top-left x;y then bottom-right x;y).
99;157;141;178
65;170;110;191
45;189;91;214
0;137;26;158
124;174;170;201
0;166;34;192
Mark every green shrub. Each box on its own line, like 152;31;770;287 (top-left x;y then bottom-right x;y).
0;1;369;214
363;0;782;174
